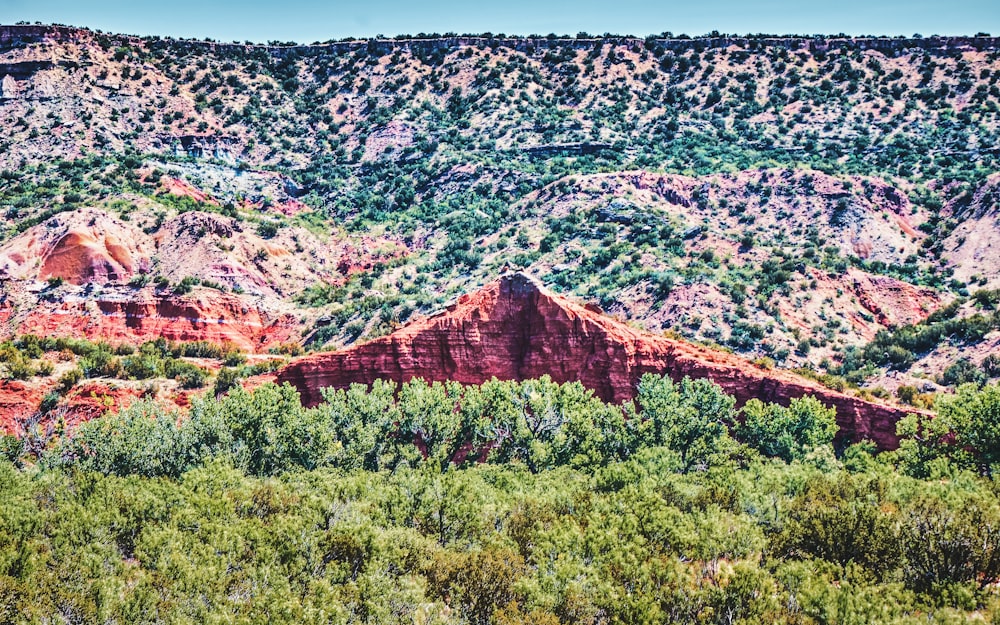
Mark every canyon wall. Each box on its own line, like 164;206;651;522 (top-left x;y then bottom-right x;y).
13;290;296;352
2;24;996;59
278;273;916;449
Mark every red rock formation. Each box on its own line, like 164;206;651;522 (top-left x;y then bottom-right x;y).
160;176;219;205
0;208;153;285
39;230;136;285
16;289;297;353
849;268;940;329
60;383;144;428
277;273;916;449
0;381;148;437
0;381;42;433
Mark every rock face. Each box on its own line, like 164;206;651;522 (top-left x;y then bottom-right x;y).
0;380;42;432
0;208;153;285
0;380;145;437
277;272;915;449
0;207;354;351
15;288;296;353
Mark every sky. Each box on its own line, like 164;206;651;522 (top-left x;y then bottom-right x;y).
1;0;998;43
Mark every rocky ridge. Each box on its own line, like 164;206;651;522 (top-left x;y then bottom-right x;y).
277;272;916;449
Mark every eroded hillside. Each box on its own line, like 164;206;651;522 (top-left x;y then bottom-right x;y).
1;25;999;414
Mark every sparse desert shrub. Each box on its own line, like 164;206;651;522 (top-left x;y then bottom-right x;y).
896;385;919;405
58;367;83;391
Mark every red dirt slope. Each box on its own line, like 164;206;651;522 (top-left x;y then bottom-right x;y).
0;208;153;285
277;272;916;449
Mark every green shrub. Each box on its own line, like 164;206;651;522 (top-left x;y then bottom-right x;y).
165;360;207;389
256;220;279;239
58;367;83;391
941;358;987;387
214;367;242;396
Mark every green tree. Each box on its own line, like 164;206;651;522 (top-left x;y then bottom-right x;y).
196;382;335;475
319;379;401;470
894;409;966;478
737;396;839;463
58;400;188;477
395;378;464;467
635;374;736;471
772;474;900;577
900;493;1000;593
940;382;1000;474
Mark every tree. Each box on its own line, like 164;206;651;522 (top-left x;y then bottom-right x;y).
900;493;1000;593
395;378;464;468
635;374;736;471
736;395;838;463
58;400;188;477
482;376;568;472
894;410;964;478
939;382;1000;474
195;382;335;475
319;379;401;471
772;474;900;577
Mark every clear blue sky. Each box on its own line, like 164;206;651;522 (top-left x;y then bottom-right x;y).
2;0;997;43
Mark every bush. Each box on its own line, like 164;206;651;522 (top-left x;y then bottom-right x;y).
772;475;899;577
4;357;35;380
128;273;151;288
900;494;1000;593
984;354;1000;378
166;360;207;389
58;367;83;391
173;276;199;295
257;220;279;239
59;401;202;477
39;392;60;413
896;385;918;405
941;358;986;387
79;350;123;378
214;367;242;396
122;354;162;380
0;435;23;465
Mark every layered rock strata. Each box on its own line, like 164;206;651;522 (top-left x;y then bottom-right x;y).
278;272;916;449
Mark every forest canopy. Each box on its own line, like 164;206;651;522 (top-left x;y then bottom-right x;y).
3;377;1000;623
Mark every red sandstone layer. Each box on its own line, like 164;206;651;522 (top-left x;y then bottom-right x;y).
16;290;296;353
277;273;916;449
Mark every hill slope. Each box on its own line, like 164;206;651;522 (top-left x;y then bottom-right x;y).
1;24;999;410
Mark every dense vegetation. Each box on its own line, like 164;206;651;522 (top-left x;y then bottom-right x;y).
3;375;1000;622
0;335;292;420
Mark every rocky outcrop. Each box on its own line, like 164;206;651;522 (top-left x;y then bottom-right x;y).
0;380;146;436
944;174;1000;288
0;380;41;433
849;268;941;329
277;272;916;449
0;208;153;285
15;288;297;353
